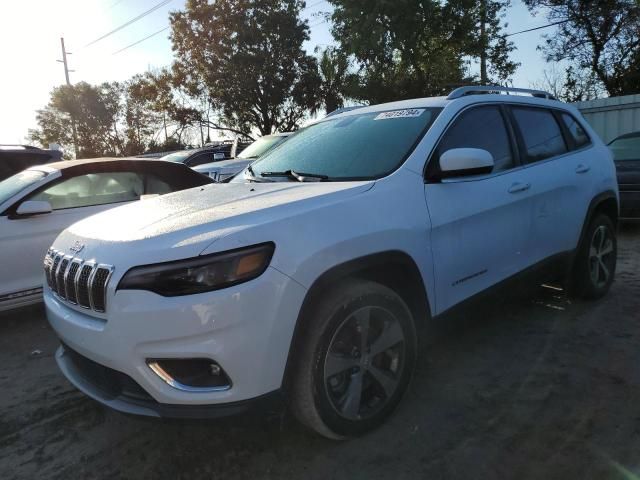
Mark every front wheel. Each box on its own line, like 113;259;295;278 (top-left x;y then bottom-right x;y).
290;280;417;439
568;213;617;299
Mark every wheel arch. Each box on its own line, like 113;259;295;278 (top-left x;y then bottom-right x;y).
281;250;431;392
578;190;619;248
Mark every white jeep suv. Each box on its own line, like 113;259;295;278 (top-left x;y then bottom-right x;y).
44;86;618;439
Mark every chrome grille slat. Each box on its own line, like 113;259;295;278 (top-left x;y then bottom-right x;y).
50;253;63;293
64;261;81;304
77;263;95;309
43;249;113;314
56;257;71;300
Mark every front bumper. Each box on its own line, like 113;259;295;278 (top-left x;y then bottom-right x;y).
46;266;306;411
56;344;284;418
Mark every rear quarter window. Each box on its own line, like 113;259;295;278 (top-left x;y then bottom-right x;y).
561;113;590;149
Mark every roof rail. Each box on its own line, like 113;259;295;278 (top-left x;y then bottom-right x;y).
447;85;557;101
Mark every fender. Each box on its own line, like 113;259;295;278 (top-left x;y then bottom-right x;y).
280;250;431;391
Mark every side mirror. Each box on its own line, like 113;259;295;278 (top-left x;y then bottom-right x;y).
15;200;53;217
439;148;494;178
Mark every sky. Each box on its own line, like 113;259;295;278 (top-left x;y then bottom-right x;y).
0;0;556;145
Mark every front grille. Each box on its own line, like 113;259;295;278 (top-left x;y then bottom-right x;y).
44;249;114;314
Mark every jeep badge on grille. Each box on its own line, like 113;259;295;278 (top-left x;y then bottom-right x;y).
69;241;84;254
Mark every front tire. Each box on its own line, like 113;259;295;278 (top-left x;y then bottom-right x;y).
290;280;417;439
569;213;617;299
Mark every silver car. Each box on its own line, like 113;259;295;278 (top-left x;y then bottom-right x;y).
194;133;291;182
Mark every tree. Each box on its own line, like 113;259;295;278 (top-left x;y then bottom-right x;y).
524;0;640;96
529;64;602;101
316;46;354;113
456;0;518;85
170;0;321;135
28;82;123;158
328;0;518;104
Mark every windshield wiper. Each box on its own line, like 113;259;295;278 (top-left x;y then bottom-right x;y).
260;170;329;182
244;164;269;182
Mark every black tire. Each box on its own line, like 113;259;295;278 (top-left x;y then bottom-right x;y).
568;213;617;299
290;280;417;439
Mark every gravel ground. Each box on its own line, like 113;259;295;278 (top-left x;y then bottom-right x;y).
1;224;640;480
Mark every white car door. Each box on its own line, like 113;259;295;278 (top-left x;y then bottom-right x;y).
424;104;535;313
0;171;146;301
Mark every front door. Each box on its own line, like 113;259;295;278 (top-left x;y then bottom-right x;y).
424;105;534;313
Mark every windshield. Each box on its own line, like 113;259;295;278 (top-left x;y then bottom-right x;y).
160;150;193;163
0;169;47;204
238;135;288;159
246;108;440;181
609;135;640;161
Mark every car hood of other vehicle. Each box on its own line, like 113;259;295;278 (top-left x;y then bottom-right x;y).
54;181;374;266
194;158;252;173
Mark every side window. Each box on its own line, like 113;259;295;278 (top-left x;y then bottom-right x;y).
144;173;173;195
561;113;590;148
30;172;144;210
511;107;568;163
437;106;514;172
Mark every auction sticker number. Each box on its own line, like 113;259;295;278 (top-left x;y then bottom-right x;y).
374;109;425;120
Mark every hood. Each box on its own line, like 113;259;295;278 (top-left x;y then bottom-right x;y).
194;158;252;174
54;181;373;265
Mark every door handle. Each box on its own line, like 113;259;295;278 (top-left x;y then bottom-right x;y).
508;182;531;194
575;164;591;174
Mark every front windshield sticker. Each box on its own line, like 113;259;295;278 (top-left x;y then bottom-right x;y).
374;108;425;120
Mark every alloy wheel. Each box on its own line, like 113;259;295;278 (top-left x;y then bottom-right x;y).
323;306;406;421
589;225;615;288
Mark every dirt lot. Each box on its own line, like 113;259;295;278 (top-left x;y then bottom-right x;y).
1;225;640;480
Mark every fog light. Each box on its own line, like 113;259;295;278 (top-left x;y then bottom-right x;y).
147;358;231;392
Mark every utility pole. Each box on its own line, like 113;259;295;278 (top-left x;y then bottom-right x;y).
479;0;488;85
57;37;79;158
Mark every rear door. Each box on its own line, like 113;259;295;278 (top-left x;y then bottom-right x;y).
425;104;535;313
507;106;594;262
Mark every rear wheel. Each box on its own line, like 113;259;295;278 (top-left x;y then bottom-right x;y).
290;280;417;439
569;213;617;299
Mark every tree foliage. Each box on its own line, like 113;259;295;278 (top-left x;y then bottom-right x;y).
28;80;190;158
328;0;518;104
28;82;121;158
316;46;356;113
170;0;320;135
524;0;640;96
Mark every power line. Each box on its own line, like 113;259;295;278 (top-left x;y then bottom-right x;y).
113;26;170;54
303;0;326;11
309;18;328;28
85;0;173;47
505;19;569;37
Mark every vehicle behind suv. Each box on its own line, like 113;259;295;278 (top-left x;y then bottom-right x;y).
159;140;250;168
0;145;63;181
45;86;618;439
194;133;292;181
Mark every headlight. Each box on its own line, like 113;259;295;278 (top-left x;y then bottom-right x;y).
118;243;275;296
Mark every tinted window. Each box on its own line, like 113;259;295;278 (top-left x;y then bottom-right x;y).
609;135;640;161
187;153;216;167
30;172;145;210
512;107;567;162
437;106;514;172
145;173;173;194
561;113;590;148
249;108;440;180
